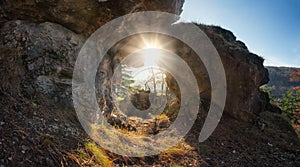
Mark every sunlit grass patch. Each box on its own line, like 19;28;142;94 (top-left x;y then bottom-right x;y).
162;146;185;158
67;142;113;167
160;139;195;159
85;142;114;167
171;164;184;167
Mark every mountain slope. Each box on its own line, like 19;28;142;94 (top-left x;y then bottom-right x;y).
266;66;300;97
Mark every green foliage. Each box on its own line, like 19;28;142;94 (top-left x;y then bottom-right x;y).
279;89;300;124
114;64;136;98
261;85;272;97
263;84;300;124
261;85;280;105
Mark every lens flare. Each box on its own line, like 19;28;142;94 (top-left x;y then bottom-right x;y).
142;48;161;67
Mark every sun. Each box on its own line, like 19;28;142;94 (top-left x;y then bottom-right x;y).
119;33;174;68
142;48;161;67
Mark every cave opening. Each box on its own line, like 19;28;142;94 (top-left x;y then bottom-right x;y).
111;52;176;119
95;33;183;134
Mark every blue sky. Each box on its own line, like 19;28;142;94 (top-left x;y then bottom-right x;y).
181;0;300;67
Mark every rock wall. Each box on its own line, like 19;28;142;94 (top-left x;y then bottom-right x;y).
173;24;270;121
0;0;272;122
0;0;184;35
0;20;84;107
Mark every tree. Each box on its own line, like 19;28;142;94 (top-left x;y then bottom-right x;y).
263;70;300;124
289;70;300;123
290;69;300;90
144;68;168;96
114;64;135;98
280;89;300;124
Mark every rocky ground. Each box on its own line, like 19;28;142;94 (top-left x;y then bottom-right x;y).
187;112;300;166
0;92;205;166
1;92;299;166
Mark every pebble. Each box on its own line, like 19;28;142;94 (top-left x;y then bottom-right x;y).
15;20;21;25
7;157;12;161
267;142;273;147
0;122;5;125
21;145;29;150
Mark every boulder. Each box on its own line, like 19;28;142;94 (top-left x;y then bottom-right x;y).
173;24;269;121
0;20;85;107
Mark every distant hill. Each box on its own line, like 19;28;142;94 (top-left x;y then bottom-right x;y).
265;66;300;97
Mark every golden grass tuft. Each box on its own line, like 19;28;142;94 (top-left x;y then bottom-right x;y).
85;142;114;167
171;164;184;167
163;146;185;157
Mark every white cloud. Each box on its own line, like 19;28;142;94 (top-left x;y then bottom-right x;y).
263;55;299;67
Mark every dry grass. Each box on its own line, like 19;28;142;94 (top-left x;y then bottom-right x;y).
163;146;185;157
89;122;196;158
171;164;184;167
85;142;114;167
67;141;114;167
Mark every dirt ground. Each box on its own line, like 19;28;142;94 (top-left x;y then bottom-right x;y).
1;92;299;166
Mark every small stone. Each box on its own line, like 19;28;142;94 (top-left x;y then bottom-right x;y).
21;145;29;150
233;150;236;154
0;122;4;125
8;157;12;161
52;125;59;129
15;20;21;25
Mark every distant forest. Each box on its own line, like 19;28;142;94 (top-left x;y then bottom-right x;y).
266;66;300;97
